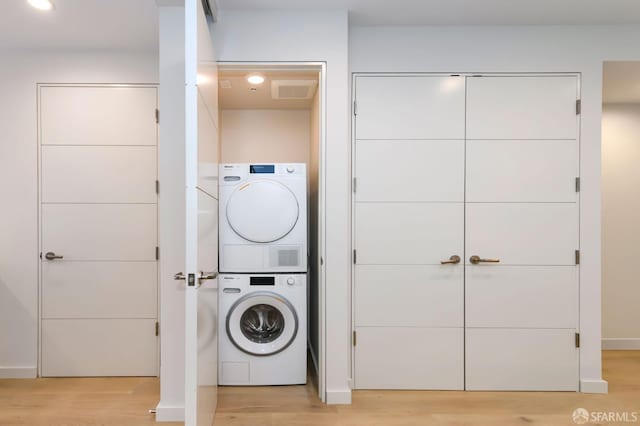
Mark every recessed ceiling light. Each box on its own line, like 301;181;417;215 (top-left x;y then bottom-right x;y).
247;74;265;85
28;0;55;10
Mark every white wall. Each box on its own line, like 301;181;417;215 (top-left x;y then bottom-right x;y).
220;109;310;163
602;103;640;349
351;24;640;393
213;9;351;403
0;49;158;378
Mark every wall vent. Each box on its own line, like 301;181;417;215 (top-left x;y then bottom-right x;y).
219;80;232;89
271;80;318;100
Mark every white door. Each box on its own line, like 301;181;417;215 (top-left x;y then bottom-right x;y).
353;76;466;389
39;85;158;376
465;75;579;390
183;1;219;425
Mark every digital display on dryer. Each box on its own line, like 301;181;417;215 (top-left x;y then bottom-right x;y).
249;164;275;174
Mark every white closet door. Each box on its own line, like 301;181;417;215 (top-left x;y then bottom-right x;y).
40;86;157;146
466;76;578;140
356;76;465;140
465;75;579;391
40;85;158;377
355;140;464;202
353;75;465;390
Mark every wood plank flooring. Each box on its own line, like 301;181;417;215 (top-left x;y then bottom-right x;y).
0;351;638;426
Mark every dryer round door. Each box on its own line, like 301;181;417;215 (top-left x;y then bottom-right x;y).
226;291;298;356
226;180;299;243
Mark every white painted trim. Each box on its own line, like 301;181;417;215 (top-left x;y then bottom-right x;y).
326;389;352;405
602;338;640;350
580;379;608;394
155;403;184;422
0;367;37;379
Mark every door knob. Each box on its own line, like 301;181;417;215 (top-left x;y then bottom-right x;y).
44;252;63;260
469;255;500;265
440;255;461;265
199;270;218;282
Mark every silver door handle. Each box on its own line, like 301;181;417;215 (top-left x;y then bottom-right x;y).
44;252;63;260
199;270;218;281
174;272;186;280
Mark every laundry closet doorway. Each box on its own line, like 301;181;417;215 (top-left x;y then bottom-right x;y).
352;74;580;391
217;62;328;400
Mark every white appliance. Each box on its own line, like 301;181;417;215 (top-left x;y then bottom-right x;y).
218;273;307;385
219;163;307;273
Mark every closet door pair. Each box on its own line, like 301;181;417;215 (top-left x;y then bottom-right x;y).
353;74;579;391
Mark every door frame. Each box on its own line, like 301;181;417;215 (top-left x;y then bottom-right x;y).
36;83;160;377
350;72;582;390
217;61;328;401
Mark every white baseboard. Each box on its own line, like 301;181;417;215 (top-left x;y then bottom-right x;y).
602;338;640;350
326;389;352;404
155;403;184;422
580;379;608;394
0;367;37;379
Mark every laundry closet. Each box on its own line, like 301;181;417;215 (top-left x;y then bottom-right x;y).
215;66;322;388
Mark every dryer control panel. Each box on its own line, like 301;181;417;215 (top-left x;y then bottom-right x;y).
221;163;306;184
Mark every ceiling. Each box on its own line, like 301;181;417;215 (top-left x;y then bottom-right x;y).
2;0;640;51
603;62;640;104
218;0;640;26
219;70;319;110
0;0;158;50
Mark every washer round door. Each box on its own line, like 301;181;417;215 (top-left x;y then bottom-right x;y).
226;180;299;243
226;291;299;356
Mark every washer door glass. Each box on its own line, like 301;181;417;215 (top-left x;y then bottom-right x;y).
226;180;299;243
227;292;298;356
240;304;285;344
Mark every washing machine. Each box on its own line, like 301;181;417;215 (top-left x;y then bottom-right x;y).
218;273;307;385
219;163;307;273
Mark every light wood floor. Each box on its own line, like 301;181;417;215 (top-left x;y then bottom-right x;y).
0;351;638;426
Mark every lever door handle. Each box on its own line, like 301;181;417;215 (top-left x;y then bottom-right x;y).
174;272;186;280
469;255;500;265
44;252;63;260
199;270;218;281
440;255;461;265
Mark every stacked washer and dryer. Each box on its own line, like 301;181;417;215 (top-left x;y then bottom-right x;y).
218;163;307;386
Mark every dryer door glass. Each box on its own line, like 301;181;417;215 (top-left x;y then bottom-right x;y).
226;180;299;243
227;292;298;356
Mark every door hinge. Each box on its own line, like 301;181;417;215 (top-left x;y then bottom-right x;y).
575;249;580;265
352;177;357;193
353;100;357;116
575;177;580;193
155;108;159;123
155;321;159;337
575;332;580;348
155;180;160;195
353;330;357;346
353;249;357;264
155;246;160;260
576;99;581;115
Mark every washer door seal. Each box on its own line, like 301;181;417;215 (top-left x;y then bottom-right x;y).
226;291;298;356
